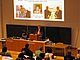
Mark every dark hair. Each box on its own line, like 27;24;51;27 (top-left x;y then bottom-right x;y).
39;47;43;51
46;48;52;53
16;53;24;60
39;53;45;59
25;44;29;48
2;47;7;52
67;51;71;56
18;53;25;59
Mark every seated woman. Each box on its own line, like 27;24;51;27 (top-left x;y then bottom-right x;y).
0;47;11;57
35;47;43;57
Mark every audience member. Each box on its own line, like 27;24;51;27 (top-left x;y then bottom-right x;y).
35;47;43;57
0;47;11;57
36;53;45;60
21;44;33;56
16;52;25;60
26;51;35;60
45;48;54;60
64;51;75;60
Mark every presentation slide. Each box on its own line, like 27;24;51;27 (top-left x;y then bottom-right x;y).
14;0;64;21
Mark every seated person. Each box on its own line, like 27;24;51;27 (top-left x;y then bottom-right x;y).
64;51;75;60
26;51;35;60
35;47;43;57
16;52;26;60
21;44;33;56
36;53;45;60
0;47;11;57
45;48;54;60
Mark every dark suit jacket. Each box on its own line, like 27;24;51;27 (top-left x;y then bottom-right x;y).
21;48;33;56
44;10;51;19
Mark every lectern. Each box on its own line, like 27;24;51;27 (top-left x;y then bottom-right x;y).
29;34;41;41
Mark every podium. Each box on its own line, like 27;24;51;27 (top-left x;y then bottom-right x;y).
29;34;42;41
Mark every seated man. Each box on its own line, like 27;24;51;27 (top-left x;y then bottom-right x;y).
0;47;11;57
16;52;25;60
21;44;33;56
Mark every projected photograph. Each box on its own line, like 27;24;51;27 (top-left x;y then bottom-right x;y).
33;4;42;14
14;0;64;21
16;5;31;18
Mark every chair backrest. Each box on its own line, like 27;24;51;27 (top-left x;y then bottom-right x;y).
2;56;13;60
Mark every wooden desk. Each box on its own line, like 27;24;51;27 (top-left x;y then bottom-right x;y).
6;38;77;57
45;44;68;56
6;38;45;53
6;38;68;56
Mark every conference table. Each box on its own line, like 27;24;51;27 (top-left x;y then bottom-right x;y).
6;38;70;56
6;38;46;52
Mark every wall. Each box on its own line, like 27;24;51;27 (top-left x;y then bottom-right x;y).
0;0;2;38
1;0;80;47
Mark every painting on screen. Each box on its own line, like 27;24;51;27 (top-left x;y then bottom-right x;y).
14;0;64;21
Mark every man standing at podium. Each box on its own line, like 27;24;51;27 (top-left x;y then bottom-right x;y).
37;25;42;41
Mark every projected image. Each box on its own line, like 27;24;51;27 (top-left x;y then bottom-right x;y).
33;4;42;14
44;6;51;19
16;5;31;18
54;6;62;19
14;0;64;21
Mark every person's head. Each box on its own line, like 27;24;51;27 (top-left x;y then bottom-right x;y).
39;47;43;51
46;48;52;53
2;47;7;52
36;5;40;10
38;25;40;30
46;6;49;10
56;6;60;10
39;53;45;59
18;53;25;59
25;44;29;49
20;5;23;8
